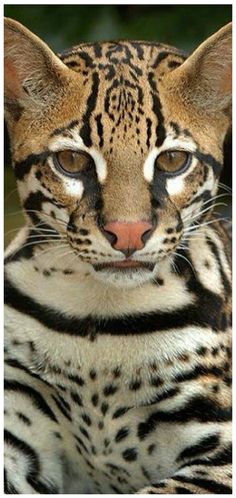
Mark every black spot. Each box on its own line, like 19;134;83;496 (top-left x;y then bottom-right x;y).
68;374;85;386
103;384;118;396
79;425;90;440
148;443;156;455
63;269;74;275
89;369;97;380
150;376;163;387
104;438;110;447
71;391;83;406
122;447;138;462
154;277;164;286
113;367;121;378
115;427;130;443
112;406;130;419
78;228;89;236
196;346;207;356
43;270;51;277
129;379;142;390
91;393;99;407
81;413;92;426
17;412;31;426
101;402;109;415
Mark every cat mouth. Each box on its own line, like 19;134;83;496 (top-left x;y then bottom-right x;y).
93;261;155;271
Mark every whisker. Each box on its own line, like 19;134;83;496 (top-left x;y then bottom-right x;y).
182;202;228;224
173;251;196;276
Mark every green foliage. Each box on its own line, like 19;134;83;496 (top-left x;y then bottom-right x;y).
4;5;231;53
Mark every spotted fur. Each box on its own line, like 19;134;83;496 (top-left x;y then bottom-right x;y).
4;18;231;494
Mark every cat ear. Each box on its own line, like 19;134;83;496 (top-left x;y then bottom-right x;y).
4;17;71;116
166;22;232;113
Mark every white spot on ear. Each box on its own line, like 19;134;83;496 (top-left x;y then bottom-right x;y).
143;148;158;182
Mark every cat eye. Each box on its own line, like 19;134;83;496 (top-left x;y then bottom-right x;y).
155;150;190;174
53;150;93;177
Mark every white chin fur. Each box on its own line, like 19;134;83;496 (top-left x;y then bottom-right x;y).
92;267;155;288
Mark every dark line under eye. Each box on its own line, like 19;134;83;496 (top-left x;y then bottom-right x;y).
155;150;192;177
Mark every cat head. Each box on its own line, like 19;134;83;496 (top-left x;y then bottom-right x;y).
4;18;231;287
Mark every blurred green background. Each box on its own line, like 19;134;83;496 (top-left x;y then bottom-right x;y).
4;4;232;246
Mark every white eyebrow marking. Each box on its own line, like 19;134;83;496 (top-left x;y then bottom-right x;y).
143;147;158;182
89;147;107;183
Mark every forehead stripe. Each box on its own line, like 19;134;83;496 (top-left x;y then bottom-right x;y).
80;71;99;147
95;113;104;148
148;72;166;147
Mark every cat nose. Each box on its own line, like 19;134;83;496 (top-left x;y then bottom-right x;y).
102;221;154;257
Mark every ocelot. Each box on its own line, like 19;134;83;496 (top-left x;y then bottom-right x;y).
4;17;232;494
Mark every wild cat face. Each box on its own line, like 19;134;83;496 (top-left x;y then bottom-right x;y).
4;19;231;287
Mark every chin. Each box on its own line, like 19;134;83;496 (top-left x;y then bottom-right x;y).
92;266;156;289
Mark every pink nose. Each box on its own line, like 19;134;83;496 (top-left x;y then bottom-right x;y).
102;221;153;256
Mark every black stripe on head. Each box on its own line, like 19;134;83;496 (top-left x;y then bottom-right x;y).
146;118;152;148
80;71;99;147
95;113;104;148
151;51;172;69
14;151;49;181
50;119;79;137
148;72;166;147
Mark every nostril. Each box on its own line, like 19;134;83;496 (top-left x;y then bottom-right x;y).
141;216;157;244
102;228;118;246
141;227;153;244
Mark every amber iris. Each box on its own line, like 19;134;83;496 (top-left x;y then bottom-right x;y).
155;150;190;173
54;150;92;176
